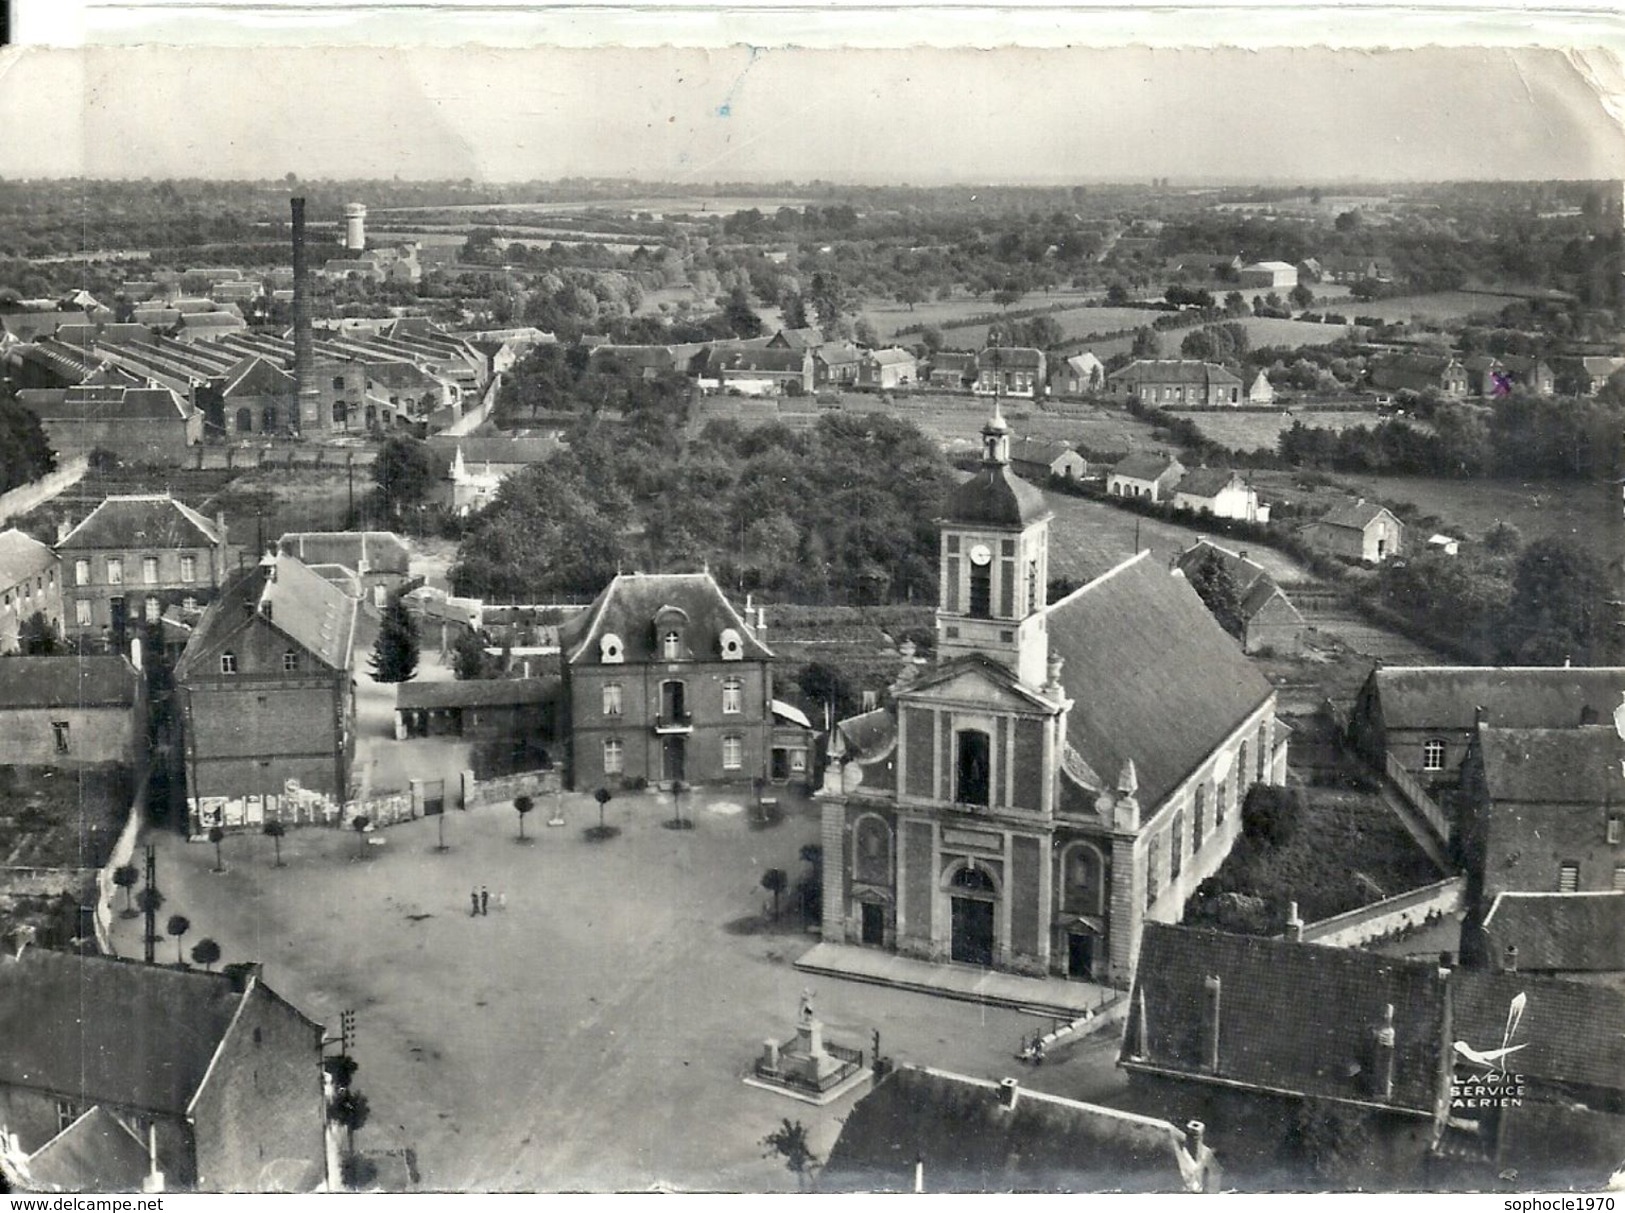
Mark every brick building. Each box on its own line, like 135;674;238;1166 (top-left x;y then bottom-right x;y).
0;656;145;769
1174;540;1306;656
819;408;1285;984
0;528;61;653
1300;498;1404;563
15;384;203;465
558;571;776;791
0;948;325;1192
175;552;358;832
56;495;234;650
1347;665;1625;790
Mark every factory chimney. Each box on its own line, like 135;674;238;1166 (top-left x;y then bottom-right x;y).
290;197;316;435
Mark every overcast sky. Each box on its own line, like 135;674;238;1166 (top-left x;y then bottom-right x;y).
0;44;1620;184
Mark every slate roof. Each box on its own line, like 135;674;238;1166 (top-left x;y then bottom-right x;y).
0;656;139;710
820;1065;1210;1193
1316;499;1397;532
1048;553;1273;808
1481;892;1625;973
427;434;558;466
1365;666;1625;733
559;571;772;666
0;527;56;589
1123;924;1446;1114
1174;468;1242;499
867;347;917;368
23;1106;152;1193
1451;969;1625;1094
1174;540;1300;627
57;495;223;552
1008;437;1078;469
258;553;360;671
1109;452;1183;483
770;327;825;351
1108;360;1243;387
977;346;1044;370
220;355;294;398
24;385;192;423
946;460;1052;527
717;348;809;374
396;676;561;711
277;531;411;577
0;950;249;1116
929;352;977;375
1476;726;1625;804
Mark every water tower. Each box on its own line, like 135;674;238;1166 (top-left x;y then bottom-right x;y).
344;202;367;251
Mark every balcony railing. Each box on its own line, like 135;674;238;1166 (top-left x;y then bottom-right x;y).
654;711;693;734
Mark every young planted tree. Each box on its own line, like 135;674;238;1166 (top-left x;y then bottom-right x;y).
190;937;222;972
761;868;788;921
136;886;164;953
166;914;191;965
18;611;60;655
514;794;534;841
372;434;436;517
351;815;371;857
263;819;286;867
370;594;420;684
208;825;226;872
113;863;140;917
328;1087;372;1177
666;779;692;830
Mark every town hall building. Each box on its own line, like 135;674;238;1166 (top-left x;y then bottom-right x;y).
818;405;1286;985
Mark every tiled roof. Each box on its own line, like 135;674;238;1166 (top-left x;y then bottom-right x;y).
867;347;917;368
1108;360;1242;387
1175;468;1241;499
1174;540;1298;628
26;385;191;423
1316;499;1396;531
1048;553;1273;808
427;434;559;466
1481;892;1625;973
929;352;977;373
821;1065;1209;1193
771;327;825;351
0;656;139;710
718;348;809;374
1366;666;1625;733
1109;452;1183;483
559;571;772;666
1009;437;1077;468
0;950;248;1117
22;1106;153;1193
396;676;561;711
220;355;294;398
57;495;223;552
1123;925;1446;1114
1451;969;1625;1094
277;531;411;576
0;527;56;590
1476;726;1625;804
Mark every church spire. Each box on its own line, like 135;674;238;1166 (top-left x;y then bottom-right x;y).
981;393;1011;466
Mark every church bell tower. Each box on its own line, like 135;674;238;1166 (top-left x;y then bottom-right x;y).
936;399;1055;688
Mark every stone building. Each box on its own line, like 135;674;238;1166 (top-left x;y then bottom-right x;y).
819;406;1285;985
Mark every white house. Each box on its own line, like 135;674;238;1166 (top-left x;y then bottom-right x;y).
1050;353;1106;396
1238;261;1299;290
1247;371;1274;405
1172;469;1269;523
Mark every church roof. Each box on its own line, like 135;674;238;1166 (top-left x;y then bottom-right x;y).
1048;552;1273;809
945;464;1052;528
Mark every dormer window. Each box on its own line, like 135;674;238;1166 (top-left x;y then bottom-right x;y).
663;630;683;661
719;627;743;661
599;633;624;664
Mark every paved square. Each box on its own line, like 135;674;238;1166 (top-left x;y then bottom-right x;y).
109;789;1124;1191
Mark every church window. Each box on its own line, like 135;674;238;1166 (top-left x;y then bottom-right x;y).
945;557;961;612
1061;844;1104;916
955;729;991;807
1194;786;1206;840
1171;811;1184;878
1027;560;1039;612
855;817;891;884
999;560;1015;617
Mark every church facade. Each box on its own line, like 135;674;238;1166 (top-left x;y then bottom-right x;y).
818;408;1287;985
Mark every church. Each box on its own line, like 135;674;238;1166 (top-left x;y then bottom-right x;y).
817;406;1287;985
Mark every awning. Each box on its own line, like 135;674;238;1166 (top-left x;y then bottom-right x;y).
770;699;813;730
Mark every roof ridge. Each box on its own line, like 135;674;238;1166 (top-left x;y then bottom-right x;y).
1044;549;1152;615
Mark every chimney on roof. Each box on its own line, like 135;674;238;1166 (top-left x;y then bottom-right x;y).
56;515;73;544
997;1077;1021;1110
1184;1120;1206;1160
1202;975;1222;1074
226;960;262;993
1371;1003;1396;1101
290;197;315;435
1503;944;1519;973
1286;901;1305;941
142;1123;165;1194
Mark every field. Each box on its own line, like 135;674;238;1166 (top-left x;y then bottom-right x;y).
919;306;1166;350
0;766;131;868
376;196;813;218
1338;291;1507;324
1234;316;1352;349
860;290;1109;342
1170;407;1381;454
201;466;369;544
858;392;1161;457
1326;473;1625;567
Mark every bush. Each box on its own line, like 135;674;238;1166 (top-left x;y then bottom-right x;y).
1242;784;1302;850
